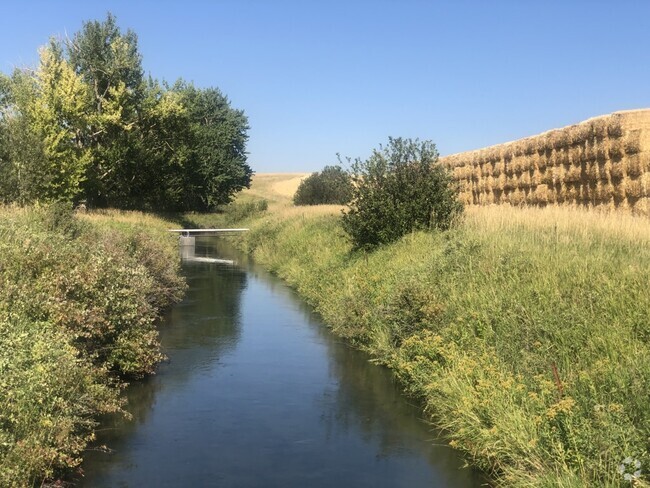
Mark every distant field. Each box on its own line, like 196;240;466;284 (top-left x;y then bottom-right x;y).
242;173;310;203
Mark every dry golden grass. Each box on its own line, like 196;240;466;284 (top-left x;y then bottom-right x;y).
237;172;343;218
241;173;310;204
465;203;650;245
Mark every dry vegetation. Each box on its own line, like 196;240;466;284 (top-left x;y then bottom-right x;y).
443;109;650;214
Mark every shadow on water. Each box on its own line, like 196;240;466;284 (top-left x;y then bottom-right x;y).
78;238;485;487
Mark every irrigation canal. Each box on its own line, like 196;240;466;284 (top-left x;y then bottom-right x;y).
78;238;483;487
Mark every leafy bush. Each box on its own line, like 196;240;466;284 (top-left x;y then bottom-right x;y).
0;317;121;486
341;137;463;250
293;165;353;205
0;204;186;485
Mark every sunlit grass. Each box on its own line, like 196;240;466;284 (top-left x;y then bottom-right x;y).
208;174;650;487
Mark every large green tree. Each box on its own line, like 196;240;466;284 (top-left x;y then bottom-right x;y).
0;42;90;203
0;13;252;211
175;82;252;211
67;12;144;206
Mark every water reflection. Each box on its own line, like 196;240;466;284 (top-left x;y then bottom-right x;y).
78;239;482;487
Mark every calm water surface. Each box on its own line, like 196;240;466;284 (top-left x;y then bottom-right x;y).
78;239;483;487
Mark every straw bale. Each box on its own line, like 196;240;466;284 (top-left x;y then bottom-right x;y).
534;184;550;205
537;154;548;170
609;160;626;180
535;134;550;153
494;174;506;191
531;169;542;186
540;169;553;185
520;171;532;187
504;176;517;191
632;197;650;215
624;130;642;155
594;182;608;201
551;165;564;183
565;184;579;202
584;141;596;163
602;161;613;181
459;192;473;205
560;149;572;166
641;173;650;195
459;180;472;192
586;161;599;180
570;124;591;145
452;167;466;180
607;119;623;138
509;189;525;205
523;141;536;156
492;161;503;177
513;141;524;158
564;164;582;184
614;182;626;201
609;139;624;160
553;130;570;150
625;177;644;199
581;182;596;203
592;118;607;140
595;142;608;163
626;155;644;177
503;148;513;163
512;157;527;175
477;177;488;192
569;146;583;165
480;162;492;177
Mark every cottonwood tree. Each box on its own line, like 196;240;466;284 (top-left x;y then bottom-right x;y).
0;13;252;211
0;42;90;203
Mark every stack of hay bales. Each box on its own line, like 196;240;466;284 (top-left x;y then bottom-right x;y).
440;109;650;214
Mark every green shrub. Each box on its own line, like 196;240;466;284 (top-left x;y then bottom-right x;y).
0;204;186;485
341;137;463;250
293;165;353;206
0;317;122;487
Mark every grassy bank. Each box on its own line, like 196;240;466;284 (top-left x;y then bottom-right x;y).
192;175;650;487
0;204;186;486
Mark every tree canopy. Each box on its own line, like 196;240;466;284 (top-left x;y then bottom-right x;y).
293;165;353;205
0;13;251;211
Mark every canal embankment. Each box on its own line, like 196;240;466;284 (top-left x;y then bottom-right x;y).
188;186;650;487
0;204;186;486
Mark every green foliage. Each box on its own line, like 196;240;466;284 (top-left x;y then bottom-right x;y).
341;137;463;250
293;165;353;206
0;205;186;485
0;13;251;211
232;206;650;487
172;82;252;211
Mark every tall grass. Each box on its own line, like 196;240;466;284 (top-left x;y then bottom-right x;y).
207;180;650;487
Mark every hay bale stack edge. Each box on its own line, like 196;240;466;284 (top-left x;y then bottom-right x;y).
440;109;650;214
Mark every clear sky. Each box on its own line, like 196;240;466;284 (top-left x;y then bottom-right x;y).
1;0;649;172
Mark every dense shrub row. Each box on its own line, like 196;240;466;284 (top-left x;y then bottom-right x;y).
0;204;186;486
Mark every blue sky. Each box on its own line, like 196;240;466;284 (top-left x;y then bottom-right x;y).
1;0;649;172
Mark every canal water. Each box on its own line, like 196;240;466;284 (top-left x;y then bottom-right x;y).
78;238;482;487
